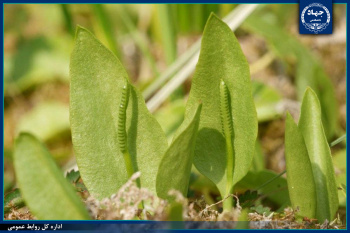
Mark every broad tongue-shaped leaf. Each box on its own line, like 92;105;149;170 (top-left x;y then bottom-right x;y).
156;103;202;201
70;27;168;199
14;133;90;220
298;88;338;222
285;112;316;219
178;14;258;200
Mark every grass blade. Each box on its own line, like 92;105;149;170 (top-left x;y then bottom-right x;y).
156;4;177;64
91;4;120;57
60;4;74;37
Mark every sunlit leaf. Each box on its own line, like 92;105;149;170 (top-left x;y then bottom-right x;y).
70;27;168;199
285;88;339;222
285;112;316;219
177;14;257;205
298;88;339;222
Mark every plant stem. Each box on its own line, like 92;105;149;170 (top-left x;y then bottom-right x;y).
122;151;135;178
220;80;235;211
118;82;140;188
222;193;233;211
118;83;143;210
224;136;234;211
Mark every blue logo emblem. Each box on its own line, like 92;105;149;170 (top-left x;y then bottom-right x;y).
300;1;332;34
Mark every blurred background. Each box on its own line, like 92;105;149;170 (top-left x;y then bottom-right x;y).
3;4;346;219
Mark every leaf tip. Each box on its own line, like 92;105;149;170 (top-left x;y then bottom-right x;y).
15;132;35;144
285;111;298;129
74;25;93;42
207;12;222;25
304;86;317;99
303;87;320;108
285;111;293;120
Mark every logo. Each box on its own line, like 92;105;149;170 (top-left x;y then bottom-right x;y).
299;1;332;35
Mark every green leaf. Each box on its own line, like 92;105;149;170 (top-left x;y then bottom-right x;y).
178;14;257;200
70;27;168;199
285;88;339;222
298;88;339;222
13;133;90;220
285;112;316;219
16;101;70;142
251;204;272;216
66;170;80;184
4;189;25;214
156;103;202;201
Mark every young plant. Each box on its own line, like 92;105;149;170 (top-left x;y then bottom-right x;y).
70;27;168;199
177;14;258;210
70;26;202;201
11;25;203;220
13;133;90;220
285;88;339;222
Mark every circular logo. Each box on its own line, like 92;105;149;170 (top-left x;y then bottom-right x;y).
301;3;330;34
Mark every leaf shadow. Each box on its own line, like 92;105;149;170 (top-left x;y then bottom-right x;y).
312;164;332;221
128;87;141;182
194;127;226;186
